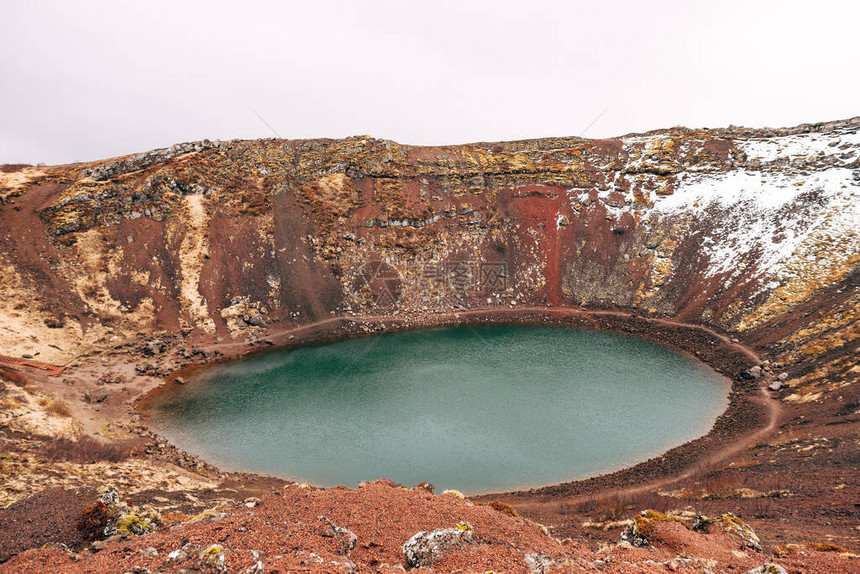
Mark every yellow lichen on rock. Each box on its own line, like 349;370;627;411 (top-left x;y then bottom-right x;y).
298;173;360;226
777;293;860;364
738;204;860;331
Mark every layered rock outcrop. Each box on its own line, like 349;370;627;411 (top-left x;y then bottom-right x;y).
1;119;858;400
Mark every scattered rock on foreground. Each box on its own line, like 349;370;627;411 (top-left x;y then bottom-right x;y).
1;481;854;573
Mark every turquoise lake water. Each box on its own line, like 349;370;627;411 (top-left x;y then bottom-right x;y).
147;325;729;494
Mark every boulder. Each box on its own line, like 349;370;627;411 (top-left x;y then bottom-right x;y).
167;548;189;562
744;564;787;574
743;366;763;380
403;521;474;568
91;484;160;539
200;544;226;573
83;389;109;403
622;510;689;548
317;516;357;556
694;513;761;553
525;552;556;573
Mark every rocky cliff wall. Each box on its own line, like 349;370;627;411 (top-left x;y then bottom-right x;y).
1;119;858;402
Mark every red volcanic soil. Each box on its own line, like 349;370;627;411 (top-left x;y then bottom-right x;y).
0;487;97;563
2;481;855;574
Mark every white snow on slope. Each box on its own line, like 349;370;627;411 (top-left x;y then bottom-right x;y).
646;129;860;286
739;129;860;164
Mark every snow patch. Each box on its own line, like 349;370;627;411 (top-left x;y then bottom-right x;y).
643;127;859;286
738;129;860;164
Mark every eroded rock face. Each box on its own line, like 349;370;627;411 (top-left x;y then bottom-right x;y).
79;140;222;181
0;118;858;400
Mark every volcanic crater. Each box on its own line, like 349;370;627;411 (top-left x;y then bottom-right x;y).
0;118;859;573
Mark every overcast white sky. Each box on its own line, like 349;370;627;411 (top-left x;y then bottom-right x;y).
1;1;858;165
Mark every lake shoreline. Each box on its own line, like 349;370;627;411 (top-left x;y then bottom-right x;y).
136;305;766;499
143;323;732;494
